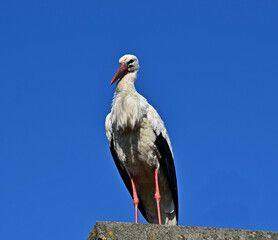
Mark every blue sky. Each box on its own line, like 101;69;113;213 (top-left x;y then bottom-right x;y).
0;0;277;239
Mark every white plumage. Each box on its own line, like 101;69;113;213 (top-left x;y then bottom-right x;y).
105;54;178;225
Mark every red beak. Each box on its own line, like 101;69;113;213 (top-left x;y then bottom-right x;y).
111;64;128;85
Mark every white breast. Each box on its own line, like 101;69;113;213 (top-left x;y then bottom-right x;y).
111;91;149;133
111;92;159;171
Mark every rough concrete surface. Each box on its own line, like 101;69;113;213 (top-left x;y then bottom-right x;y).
87;221;278;240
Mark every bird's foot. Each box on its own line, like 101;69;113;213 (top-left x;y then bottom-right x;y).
154;168;162;225
130;175;139;224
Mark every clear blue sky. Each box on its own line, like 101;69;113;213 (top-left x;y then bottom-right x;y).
0;0;277;239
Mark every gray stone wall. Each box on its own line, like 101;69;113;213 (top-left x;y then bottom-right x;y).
88;221;278;240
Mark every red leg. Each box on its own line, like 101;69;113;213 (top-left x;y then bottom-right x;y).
154;168;162;225
130;175;139;224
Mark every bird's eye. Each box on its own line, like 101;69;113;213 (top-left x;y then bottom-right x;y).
128;59;134;64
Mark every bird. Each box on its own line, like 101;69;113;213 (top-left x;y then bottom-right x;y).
105;54;178;225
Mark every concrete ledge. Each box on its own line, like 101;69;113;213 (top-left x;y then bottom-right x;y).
88;221;278;240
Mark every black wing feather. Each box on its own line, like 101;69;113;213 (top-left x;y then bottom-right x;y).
109;138;148;221
155;133;179;222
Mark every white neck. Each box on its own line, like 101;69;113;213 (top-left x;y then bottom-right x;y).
111;70;148;132
116;71;138;92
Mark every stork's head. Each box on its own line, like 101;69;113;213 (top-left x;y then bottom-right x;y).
111;54;139;85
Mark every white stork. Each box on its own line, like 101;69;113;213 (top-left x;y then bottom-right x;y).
105;54;178;225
